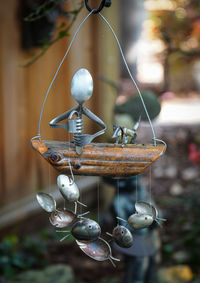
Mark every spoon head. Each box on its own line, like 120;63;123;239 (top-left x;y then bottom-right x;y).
71;68;93;104
49;209;76;228
57;174;79;202
135;201;158;220
128;213;153;229
112;225;133;248
76;238;111;261
72;218;101;241
36;192;56;212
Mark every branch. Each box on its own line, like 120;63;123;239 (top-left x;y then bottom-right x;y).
24;0;66;22
168;47;200;57
20;3;83;67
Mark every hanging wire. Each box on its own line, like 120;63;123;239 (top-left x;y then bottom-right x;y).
98;12;157;146
149;166;152;205
152;137;167;154
48;164;51;195
32;7;168;150
135;175;138;203
68;160;75;184
97;179;100;223
35;10;94;140
117;179;120;225
85;0;106;14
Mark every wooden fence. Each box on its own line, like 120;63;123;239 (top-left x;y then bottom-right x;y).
0;0;119;208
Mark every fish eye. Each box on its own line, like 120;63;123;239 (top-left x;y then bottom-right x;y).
88;225;92;229
121;231;124;234
145;217;147;220
62;184;64;187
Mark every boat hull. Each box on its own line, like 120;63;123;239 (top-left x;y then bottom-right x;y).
31;140;165;177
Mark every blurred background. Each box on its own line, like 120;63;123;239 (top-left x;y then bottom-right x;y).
0;0;200;282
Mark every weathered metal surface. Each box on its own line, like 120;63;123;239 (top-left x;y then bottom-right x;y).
31;140;165;177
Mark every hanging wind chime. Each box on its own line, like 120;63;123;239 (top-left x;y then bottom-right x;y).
32;0;167;267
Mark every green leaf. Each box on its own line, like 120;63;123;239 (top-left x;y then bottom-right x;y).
56;22;66;31
58;30;69;38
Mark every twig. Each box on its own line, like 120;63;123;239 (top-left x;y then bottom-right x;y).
20;3;83;67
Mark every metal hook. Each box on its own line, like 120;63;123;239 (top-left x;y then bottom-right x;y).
85;0;106;14
68;110;79;120
105;0;111;7
152;138;167;154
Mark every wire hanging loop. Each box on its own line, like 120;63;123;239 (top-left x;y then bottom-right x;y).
34;10;94;140
85;0;106;14
98;12;158;147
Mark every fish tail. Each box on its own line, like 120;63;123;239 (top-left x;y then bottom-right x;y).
116;216;127;223
155;219;162;227
157;217;167;221
106;232;113;238
109;258;116;268
60;234;70;242
78;211;90;217
110;255;120;262
77;200;87;207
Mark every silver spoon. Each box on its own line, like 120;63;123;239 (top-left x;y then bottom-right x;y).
71;68;93;105
76;237;120;267
117;213;154;230
135;201;166;225
57;174;87;207
36;192;56;212
106;225;133;248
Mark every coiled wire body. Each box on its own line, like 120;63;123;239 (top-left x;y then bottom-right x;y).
73;117;83;146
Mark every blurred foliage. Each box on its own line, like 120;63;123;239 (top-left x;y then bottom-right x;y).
0;234;47;279
148;0;200;91
24;0;67;22
161;188;200;272
102;279;118;283
194;136;200;144
183;192;200;267
150;0;200;56
115;90;161;121
21;0;84;66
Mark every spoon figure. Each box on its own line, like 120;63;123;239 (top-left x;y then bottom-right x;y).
57;174;87;208
117;213;154;230
36;192;89;228
76;237;120;267
49;68;106;154
106;225;133;248
56;218;101;242
135;201;166;226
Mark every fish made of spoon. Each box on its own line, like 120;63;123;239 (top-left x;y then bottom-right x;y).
56;218;101;242
76;237;120;267
106;225;133;248
71;218;101;241
49;209;89;228
57;174;87;208
36;192;89;228
135;201;166;225
117;213;154;230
